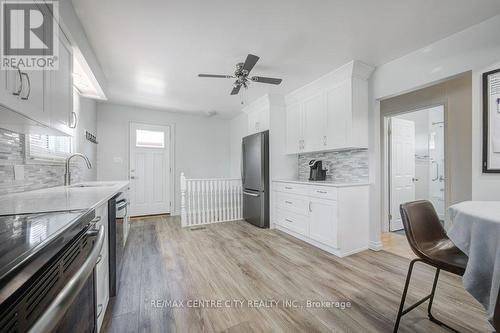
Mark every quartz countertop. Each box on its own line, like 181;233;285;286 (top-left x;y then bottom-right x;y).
0;181;129;215
272;179;370;187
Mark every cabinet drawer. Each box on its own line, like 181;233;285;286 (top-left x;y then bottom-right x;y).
309;186;337;200
274;182;309;196
275;209;308;235
276;192;309;216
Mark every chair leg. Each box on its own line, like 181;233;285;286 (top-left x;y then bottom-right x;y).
394;262;461;333
393;258;421;333
427;268;460;333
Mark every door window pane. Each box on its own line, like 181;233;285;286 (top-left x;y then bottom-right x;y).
136;130;165;148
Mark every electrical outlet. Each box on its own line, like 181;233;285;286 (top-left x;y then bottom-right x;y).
14;165;24;180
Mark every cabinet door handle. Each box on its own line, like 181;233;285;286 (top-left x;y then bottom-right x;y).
285;218;293;223
69;111;78;128
20;72;30;100
285;201;293;204
309;201;312;212
97;304;103;318
323;135;327;146
317;190;327;194
285;186;293;190
13;67;23;96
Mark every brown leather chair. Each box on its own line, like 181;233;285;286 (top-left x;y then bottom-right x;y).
494;288;500;332
393;200;468;333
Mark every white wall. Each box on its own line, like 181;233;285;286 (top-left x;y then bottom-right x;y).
368;14;500;249
472;60;500;200
73;92;98;180
96;103;231;214
229;112;248;178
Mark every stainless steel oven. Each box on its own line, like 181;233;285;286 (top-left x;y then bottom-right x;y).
0;210;104;333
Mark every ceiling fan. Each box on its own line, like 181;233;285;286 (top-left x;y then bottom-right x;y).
198;54;283;95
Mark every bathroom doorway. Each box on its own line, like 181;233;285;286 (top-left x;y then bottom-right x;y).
387;105;446;232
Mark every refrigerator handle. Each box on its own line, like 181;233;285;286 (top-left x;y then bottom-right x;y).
241;142;245;183
243;191;260;197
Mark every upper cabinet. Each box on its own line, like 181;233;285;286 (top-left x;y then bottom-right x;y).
285;61;373;154
0;2;74;136
245;95;271;134
46;30;75;136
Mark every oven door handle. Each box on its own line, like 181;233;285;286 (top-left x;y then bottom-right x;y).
28;225;105;333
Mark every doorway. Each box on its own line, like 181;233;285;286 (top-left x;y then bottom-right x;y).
129;122;172;217
387;105;446;232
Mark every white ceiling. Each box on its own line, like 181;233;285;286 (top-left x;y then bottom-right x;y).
72;0;500;118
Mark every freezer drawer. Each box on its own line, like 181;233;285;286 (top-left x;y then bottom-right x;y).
242;189;269;228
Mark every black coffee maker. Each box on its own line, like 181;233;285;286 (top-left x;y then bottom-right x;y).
308;160;327;181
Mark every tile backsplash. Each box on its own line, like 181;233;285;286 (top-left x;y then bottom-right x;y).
0;128;85;195
298;149;369;183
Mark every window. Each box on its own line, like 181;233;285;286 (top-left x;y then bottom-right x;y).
136;129;164;148
28;134;72;161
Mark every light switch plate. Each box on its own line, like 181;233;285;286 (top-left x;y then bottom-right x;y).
14;165;24;180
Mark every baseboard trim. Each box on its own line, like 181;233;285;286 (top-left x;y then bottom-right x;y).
369;240;383;251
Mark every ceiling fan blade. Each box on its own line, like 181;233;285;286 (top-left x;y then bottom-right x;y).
230;84;241;95
242;54;260;73
250;76;282;85
198;74;234;78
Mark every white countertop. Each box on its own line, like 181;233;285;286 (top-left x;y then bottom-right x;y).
0;181;129;215
273;179;370;187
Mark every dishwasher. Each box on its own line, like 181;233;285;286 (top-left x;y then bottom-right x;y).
108;192;129;297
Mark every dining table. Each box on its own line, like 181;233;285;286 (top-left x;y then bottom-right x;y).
448;201;500;321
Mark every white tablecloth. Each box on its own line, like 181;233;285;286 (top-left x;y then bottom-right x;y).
448;201;500;320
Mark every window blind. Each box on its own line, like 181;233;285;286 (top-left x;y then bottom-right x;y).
28;134;72;160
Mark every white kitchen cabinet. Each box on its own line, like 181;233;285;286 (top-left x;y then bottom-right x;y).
325;80;350;149
94;203;109;333
247;101;269;134
285;61;373;154
303;93;326;152
46;29;74;135
0;2;74;136
272;180;369;257
309;198;338;248
285;102;303;154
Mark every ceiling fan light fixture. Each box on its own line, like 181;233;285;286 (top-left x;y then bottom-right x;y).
198;54;282;95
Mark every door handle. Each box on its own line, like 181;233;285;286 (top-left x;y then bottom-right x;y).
21;72;30;100
69;112;78;129
130;176;137;180
12;67;23;96
309;201;312;212
431;161;439;181
243;191;260;197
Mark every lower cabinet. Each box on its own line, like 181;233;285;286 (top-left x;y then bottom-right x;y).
94;203;109;332
309;198;338;248
272;181;369;257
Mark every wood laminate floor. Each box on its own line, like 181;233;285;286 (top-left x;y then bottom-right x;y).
102;216;490;333
381;232;417;260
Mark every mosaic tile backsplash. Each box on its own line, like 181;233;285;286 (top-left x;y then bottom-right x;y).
0;128;86;195
298;149;369;183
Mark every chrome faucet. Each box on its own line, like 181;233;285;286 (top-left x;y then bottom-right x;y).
64;153;92;186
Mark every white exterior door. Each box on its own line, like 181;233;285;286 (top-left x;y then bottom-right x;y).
390;118;416;231
129;123;171;216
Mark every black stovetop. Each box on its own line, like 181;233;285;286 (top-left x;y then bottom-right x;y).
0;210;89;283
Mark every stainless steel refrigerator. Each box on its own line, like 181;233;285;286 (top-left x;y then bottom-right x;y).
241;130;269;228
